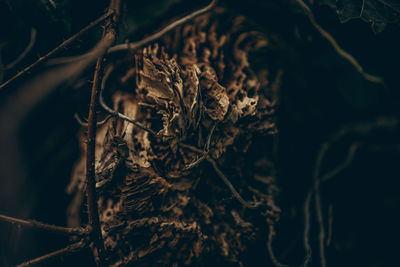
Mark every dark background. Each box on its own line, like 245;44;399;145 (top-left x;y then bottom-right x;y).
0;0;399;266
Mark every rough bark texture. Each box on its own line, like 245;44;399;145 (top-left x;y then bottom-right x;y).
68;8;281;266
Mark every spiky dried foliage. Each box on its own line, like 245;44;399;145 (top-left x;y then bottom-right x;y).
68;8;281;266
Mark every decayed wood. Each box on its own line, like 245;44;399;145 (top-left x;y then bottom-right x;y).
70;7;282;266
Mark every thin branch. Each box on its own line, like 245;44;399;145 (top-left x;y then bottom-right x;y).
302;117;398;267
326;204;333;247
267;224;289;267
183;123;217;170
205;122;217;152
208;159;261;209
99;65;158;136
312;142;328;267
321;143;359;183
314;142;357;267
74;113;112;127
181;143;261;209
0;46;4;83
295;0;384;84
360;0;365;17
87;43;108;267
314;169;326;267
108;0;218;54
0;10;114;90
184;153;207;170
16;240;87;267
302;190;313;267
85;1;121;266
5;28;37;70
0;214;87;236
303;143;358;267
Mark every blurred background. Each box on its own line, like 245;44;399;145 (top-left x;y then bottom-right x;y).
0;0;399;266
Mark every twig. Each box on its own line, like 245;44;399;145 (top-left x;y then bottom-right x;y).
85;1;121;266
321;143;358;183
303;143;358;267
295;0;384;84
86;45;108;267
209;159;261;209
108;0;218;54
16;240;87;267
302;117;398;267
314;142;358;267
267;224;289;267
181;143;261;209
0;44;5;82
183;123;217;170
314;169;326;267
0;214;87;236
326;204;333;247
184;152;207;170
0;10;114;90
74;113;112;127
312;143;328;267
205;123;217;152
99;65;158;136
302;190;313;267
4;28;37;70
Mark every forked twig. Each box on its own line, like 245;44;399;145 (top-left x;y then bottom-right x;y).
184;123;217;170
303;143;358;267
303;117;398;267
16;240;87;267
0;10;114;90
295;0;384;84
108;0;218;54
0;214;87;236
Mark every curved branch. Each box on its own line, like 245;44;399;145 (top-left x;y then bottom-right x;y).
108;0;218;54
181;143;261;209
5;28;37;70
74;113;112;127
302;117;398;267
295;0;384;84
